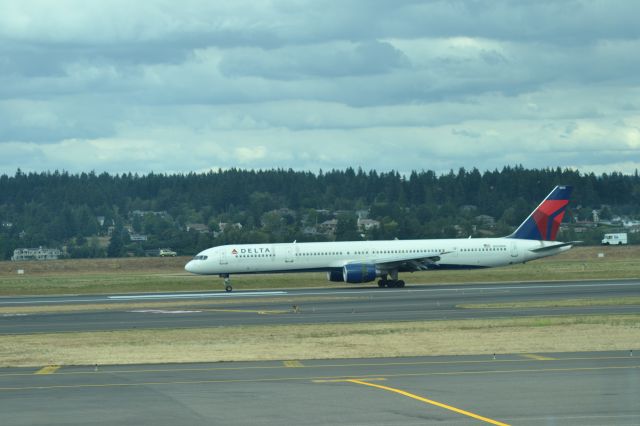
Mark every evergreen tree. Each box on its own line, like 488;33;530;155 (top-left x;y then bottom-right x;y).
0;166;639;259
335;213;361;241
107;226;125;258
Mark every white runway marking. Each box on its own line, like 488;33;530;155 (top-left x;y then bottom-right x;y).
129;310;203;314
0;298;104;305
108;291;288;300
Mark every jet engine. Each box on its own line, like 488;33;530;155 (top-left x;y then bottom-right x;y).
342;263;378;283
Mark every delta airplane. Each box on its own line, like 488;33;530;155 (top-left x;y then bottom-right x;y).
185;186;575;292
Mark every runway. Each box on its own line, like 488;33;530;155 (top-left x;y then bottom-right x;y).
1;279;639;334
1;351;639;425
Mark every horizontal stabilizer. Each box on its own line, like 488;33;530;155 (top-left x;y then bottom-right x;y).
528;241;581;253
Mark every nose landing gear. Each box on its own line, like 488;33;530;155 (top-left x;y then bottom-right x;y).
221;274;232;292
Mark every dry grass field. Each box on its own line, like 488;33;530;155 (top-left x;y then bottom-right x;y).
3;315;639;367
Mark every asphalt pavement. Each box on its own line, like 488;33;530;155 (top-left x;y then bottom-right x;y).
1;279;639;334
1;351;638;425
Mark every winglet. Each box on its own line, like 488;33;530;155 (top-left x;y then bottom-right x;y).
508;185;573;241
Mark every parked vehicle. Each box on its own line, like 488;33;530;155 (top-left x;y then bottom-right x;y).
159;248;177;257
601;233;628;245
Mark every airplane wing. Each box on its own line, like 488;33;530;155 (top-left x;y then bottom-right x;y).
337;251;448;272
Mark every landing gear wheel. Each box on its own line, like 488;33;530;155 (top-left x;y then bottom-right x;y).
222;274;232;292
397;280;405;288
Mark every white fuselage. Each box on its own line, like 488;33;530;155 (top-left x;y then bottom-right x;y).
184;237;571;276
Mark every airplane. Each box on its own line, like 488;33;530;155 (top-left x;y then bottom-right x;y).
185;185;575;292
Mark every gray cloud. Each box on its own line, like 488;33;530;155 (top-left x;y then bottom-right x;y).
0;0;639;175
219;40;410;79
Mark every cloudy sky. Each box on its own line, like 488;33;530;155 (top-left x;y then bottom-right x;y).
1;0;639;176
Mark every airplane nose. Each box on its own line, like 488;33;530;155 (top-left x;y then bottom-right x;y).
185;260;195;273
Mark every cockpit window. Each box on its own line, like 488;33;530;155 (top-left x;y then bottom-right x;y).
193;255;208;260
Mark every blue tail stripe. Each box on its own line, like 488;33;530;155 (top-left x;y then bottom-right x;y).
513;218;543;240
545;186;573;201
508;185;573;241
545;207;566;240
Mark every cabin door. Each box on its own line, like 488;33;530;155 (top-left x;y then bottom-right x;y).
510;241;519;258
285;245;295;263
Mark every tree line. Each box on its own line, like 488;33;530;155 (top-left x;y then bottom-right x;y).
1;166;639;259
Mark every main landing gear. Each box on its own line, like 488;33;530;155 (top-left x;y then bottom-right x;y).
377;270;405;288
221;274;232;292
377;279;405;288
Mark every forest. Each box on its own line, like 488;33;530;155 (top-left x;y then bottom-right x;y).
1;166;639;260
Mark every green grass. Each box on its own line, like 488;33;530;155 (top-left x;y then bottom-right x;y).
0;272;339;296
1;246;639;296
0;274;197;295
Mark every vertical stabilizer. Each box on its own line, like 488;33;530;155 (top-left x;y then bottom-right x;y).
508;185;573;241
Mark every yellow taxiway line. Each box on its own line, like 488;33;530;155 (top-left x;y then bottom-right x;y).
348;379;510;426
34;365;60;375
1;353;635;378
0;365;638;392
521;353;556;361
312;377;386;383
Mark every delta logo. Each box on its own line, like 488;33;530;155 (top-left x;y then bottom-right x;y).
533;199;568;241
231;247;272;255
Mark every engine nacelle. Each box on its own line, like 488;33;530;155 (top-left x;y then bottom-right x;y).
342;263;378;283
326;270;344;282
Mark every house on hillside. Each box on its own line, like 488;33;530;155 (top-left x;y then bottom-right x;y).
301;226;320;236
12;247;62;261
130;210;171;219
357;218;380;231
356;209;370;219
319;219;338;235
474;214;496;228
186;223;210;234
218;222;243;232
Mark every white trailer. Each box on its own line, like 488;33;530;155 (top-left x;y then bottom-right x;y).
601;233;628;245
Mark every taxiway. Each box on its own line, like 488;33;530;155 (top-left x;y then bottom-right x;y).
1;351;638;425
